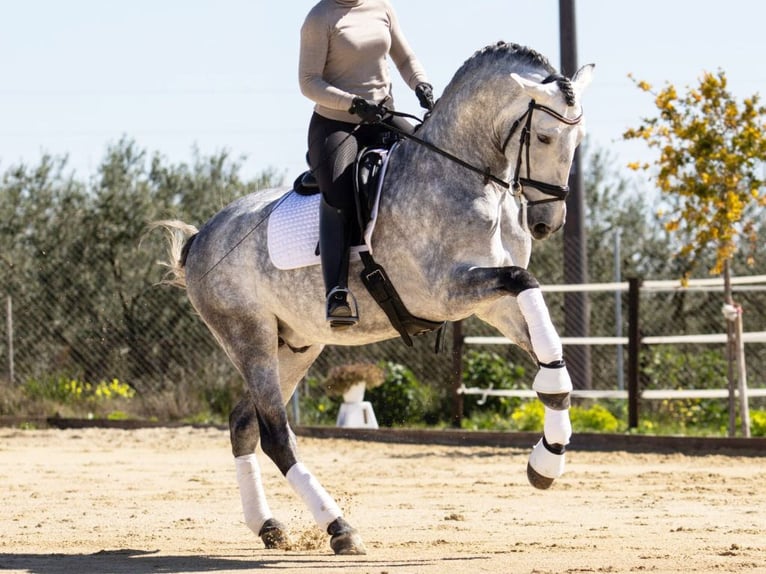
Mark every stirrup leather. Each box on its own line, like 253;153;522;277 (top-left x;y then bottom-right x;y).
326;287;359;328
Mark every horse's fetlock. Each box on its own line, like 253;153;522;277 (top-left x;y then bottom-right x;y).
533;363;573;395
537;391;571;410
503;267;540;294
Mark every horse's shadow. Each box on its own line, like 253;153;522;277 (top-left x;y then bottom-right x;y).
0;549;261;574
0;548;482;573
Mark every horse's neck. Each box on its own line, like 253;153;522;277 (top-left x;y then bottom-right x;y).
380;100;528;266
417;104;506;178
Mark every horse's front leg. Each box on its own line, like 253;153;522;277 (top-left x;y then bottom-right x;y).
464;265;573;489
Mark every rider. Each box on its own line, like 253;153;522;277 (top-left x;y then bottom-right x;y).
299;0;435;329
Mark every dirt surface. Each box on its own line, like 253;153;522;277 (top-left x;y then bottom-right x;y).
1;426;764;574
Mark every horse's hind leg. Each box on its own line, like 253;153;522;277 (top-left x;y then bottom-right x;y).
228;338;365;554
230;396;289;549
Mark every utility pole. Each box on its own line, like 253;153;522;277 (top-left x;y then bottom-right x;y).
559;0;592;389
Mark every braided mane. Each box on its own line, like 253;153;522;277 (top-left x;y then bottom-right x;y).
447;41;576;106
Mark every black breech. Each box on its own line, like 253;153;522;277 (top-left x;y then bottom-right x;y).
307;112;414;213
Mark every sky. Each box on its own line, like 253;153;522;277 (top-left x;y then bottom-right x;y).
2;0;765;185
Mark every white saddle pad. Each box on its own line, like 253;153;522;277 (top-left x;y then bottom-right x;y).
267;147;392;270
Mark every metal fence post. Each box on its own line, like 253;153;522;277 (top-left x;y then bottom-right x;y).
451;321;464;428
6;295;13;386
627;277;641;429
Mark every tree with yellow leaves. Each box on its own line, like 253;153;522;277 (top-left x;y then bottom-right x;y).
624;70;766;437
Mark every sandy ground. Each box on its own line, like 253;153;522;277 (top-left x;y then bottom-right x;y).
0;426;764;574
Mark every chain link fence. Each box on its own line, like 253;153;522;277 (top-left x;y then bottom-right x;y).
2;261;764;422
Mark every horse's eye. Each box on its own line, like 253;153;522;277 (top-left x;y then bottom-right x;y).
537;134;552;145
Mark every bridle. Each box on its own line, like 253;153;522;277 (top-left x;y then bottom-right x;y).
383;96;582;209
501;99;583;206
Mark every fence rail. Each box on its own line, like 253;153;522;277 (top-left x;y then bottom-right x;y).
451;275;766;432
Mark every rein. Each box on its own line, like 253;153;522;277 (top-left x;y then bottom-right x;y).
382;99;582;206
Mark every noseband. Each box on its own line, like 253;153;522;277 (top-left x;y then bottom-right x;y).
501;99;583;206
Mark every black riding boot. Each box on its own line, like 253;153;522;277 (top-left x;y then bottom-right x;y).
319;198;358;329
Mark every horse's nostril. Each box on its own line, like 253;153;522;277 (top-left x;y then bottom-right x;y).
532;223;551;238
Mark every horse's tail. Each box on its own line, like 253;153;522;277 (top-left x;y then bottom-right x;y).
149;220;199;289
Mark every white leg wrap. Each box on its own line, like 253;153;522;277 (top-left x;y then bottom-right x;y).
529;438;566;479
235;454;273;535
517;288;562;365
286;462;342;530
544;406;572;446
533;364;573;394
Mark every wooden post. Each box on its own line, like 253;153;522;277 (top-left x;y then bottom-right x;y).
627;277;641;429
734;310;751;437
723;260;751;437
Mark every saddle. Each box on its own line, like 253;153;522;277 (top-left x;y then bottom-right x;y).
292;144;445;348
292;146;387;246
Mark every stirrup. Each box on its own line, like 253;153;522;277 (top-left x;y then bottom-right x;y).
326;287;359;329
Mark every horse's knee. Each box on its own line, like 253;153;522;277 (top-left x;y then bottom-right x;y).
501;266;540;295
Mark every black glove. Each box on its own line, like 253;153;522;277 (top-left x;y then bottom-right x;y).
415;82;434;111
349;97;385;123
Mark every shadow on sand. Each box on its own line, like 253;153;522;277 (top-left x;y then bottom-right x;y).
0;548;489;574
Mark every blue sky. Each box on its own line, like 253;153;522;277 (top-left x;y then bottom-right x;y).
2;0;765;184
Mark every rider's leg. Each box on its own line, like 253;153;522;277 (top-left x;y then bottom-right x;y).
308;113;360;328
319;197;356;326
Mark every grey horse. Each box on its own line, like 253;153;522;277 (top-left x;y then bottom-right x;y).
158;42;593;555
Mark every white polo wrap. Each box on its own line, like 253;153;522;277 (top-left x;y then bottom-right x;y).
517;288;562;365
544;406;572;445
235;454;273;535
286;462;342;530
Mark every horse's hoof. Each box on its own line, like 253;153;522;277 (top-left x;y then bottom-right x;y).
328;517;367;555
527;462;555;490
527;437;565;490
259;518;290;549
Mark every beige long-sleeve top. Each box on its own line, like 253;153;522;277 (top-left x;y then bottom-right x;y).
299;0;429;123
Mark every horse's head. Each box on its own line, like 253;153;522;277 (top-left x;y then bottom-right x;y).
506;64;594;240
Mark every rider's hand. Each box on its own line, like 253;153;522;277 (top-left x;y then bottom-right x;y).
415;82;434;111
349;97;385;123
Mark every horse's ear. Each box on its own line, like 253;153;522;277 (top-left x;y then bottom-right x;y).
510;72;558;99
571;64;595;94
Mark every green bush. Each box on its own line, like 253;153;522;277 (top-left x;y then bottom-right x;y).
750;410;766;437
298;376;341;426
465;400;623;433
17;374;137;418
510;401;544;431
23;375;135;404
570;403;621;432
461;350;527;418
366;362;434;427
